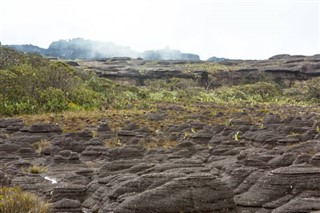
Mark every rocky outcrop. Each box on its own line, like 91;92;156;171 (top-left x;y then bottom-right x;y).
78;54;320;89
84;60;208;86
2;110;320;212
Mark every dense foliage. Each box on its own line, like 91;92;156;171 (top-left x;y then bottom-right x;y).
0;46;105;115
1;46;320;116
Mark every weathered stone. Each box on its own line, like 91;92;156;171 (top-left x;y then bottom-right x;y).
262;114;281;126
112;173;236;213
52;198;81;212
272;197;320;213
268;153;296;168
235;166;320;207
29;123;62;133
0;118;24;128
52;184;86;202
310;153;320;166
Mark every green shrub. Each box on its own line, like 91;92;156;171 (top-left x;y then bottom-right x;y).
0;187;51;213
242;82;281;100
284;78;320;102
38;87;69;112
213;82;281;102
304;77;320;100
0;47;111;115
69;86;102;108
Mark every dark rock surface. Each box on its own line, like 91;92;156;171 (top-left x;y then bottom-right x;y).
1;113;320;212
78;54;320;88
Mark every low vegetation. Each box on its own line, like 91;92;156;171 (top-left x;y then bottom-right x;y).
0;187;51;213
28;165;47;174
1;46;320;124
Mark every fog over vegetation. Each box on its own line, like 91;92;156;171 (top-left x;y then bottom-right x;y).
8;38;201;60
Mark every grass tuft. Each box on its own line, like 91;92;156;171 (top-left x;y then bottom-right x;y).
0;187;51;213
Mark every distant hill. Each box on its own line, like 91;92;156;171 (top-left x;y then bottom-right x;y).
142;48;200;61
7;38;201;61
7;44;47;55
46;38;138;59
207;56;227;62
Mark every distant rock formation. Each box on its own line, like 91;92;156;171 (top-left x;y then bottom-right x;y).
7;38;201;61
7;44;47;55
142;48;200;61
207;56;227;62
46;38;138;59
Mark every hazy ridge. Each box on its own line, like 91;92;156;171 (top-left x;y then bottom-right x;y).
7;38;215;61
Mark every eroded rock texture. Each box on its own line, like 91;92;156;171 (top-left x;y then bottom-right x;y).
1;111;320;212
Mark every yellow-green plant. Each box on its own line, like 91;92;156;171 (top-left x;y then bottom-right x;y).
0;187;51;213
234;131;239;141
104;137;122;148
29;165;47;174
33;139;52;153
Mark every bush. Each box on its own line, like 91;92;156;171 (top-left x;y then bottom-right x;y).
69;86;102;108
38;87;69;112
242;82;281;100
29;165;47;174
213;82;281;102
305;77;320;100
284;77;320;102
0;47;110;115
0;187;51;213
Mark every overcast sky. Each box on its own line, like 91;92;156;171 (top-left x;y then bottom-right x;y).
1;0;319;59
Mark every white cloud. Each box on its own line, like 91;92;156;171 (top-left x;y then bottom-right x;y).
0;0;319;59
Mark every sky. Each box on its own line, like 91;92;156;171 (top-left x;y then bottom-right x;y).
0;0;319;60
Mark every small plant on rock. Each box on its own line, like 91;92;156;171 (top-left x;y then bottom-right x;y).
29;165;47;174
234;131;239;141
33;139;51;153
104;137;122;148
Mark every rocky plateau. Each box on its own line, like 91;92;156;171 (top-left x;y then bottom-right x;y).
2;53;320;212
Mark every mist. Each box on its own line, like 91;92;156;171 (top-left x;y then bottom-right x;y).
1;0;318;60
8;38;202;61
